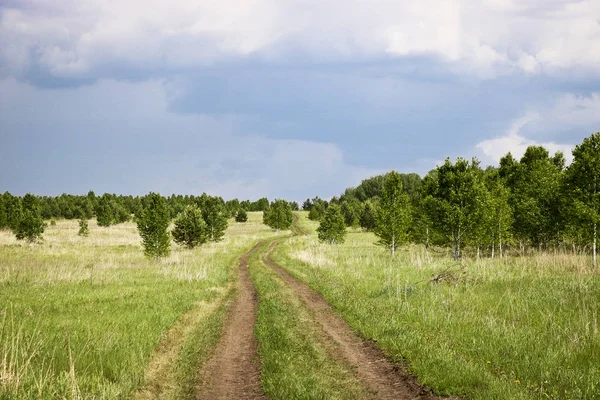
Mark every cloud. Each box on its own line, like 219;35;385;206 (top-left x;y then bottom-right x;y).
1;0;599;83
0;77;379;199
476;113;582;166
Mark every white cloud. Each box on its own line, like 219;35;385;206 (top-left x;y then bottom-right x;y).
475;115;568;166
1;0;599;80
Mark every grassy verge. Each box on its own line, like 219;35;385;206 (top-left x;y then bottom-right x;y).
269;212;600;399
249;239;368;400
0;212;279;399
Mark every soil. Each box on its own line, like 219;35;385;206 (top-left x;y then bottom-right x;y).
196;243;266;400
263;240;444;400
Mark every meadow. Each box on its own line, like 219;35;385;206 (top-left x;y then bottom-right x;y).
272;213;600;399
0;213;279;399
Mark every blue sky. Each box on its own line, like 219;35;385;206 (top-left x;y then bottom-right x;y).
1;0;599;201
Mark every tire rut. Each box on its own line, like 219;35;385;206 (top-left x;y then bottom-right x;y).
196;242;266;400
263;240;444;400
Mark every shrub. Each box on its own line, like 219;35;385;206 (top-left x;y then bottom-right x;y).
137;193;171;259
172;205;207;249
235;209;248;223
78;219;89;237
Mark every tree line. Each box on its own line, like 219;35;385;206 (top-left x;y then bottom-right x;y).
309;132;599;267
0;191;289;230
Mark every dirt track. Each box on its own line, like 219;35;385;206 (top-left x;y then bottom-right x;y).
196;243;266;400
263;239;441;400
197;216;446;399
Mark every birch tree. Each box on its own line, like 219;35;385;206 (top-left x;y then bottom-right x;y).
565;132;600;267
374;171;411;258
424;158;487;260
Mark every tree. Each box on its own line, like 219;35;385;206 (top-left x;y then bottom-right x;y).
341;199;362;228
302;198;312;211
137;193;171;259
5;193;22;231
172;205;207;249
308;200;326;221
96;194;114;227
359;200;377;231
317;204;347;244
235;209;248;223
263;199;293;230
484;172;513;258
424;158;487;260
0;193;6;229
202;196;228;242
502;146;564;249
113;203;131;224
78;218;89;237
374;171;412;258
13;194;45;243
565;132;600;267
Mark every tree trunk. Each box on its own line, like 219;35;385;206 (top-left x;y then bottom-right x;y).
425;227;429;249
491;242;495;259
391;234;395;258
477;247;480;259
594;222;597;268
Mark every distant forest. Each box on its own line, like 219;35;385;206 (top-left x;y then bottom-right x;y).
1;132;598;264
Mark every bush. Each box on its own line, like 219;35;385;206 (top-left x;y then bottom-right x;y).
137;193;171;259
263;200;293;230
172;205;207;249
78;219;89;237
13;194;45;243
317;204;347;244
235;209;248;223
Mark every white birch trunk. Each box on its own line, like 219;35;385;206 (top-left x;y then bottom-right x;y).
594;222;597;268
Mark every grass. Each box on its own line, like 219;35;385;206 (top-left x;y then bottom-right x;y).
248;239;368;399
0;212;279;399
271;212;600;399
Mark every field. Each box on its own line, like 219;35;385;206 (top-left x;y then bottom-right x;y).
1;211;599;399
272;213;600;399
0;213;282;399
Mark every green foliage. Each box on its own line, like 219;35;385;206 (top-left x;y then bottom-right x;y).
564;132;600;266
113;203;131;224
503;146;564;247
235;209;248;223
317;204;347;244
78;218;89;237
225;198;241;217
13;194;45;243
0;193;7;229
359;200;377;231
172;205;208;249
263;199;293;230
50;219;56;226
374;171;412;257
423;158;487;260
5;193;22;231
137;193;171;259
340;199;362;228
201;196;228;242
96;194;114;227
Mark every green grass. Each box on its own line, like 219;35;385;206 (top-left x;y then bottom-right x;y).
271;212;600;399
249;239;368;400
0;213;279;399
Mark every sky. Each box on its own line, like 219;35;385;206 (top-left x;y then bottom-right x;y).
1;0;600;201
